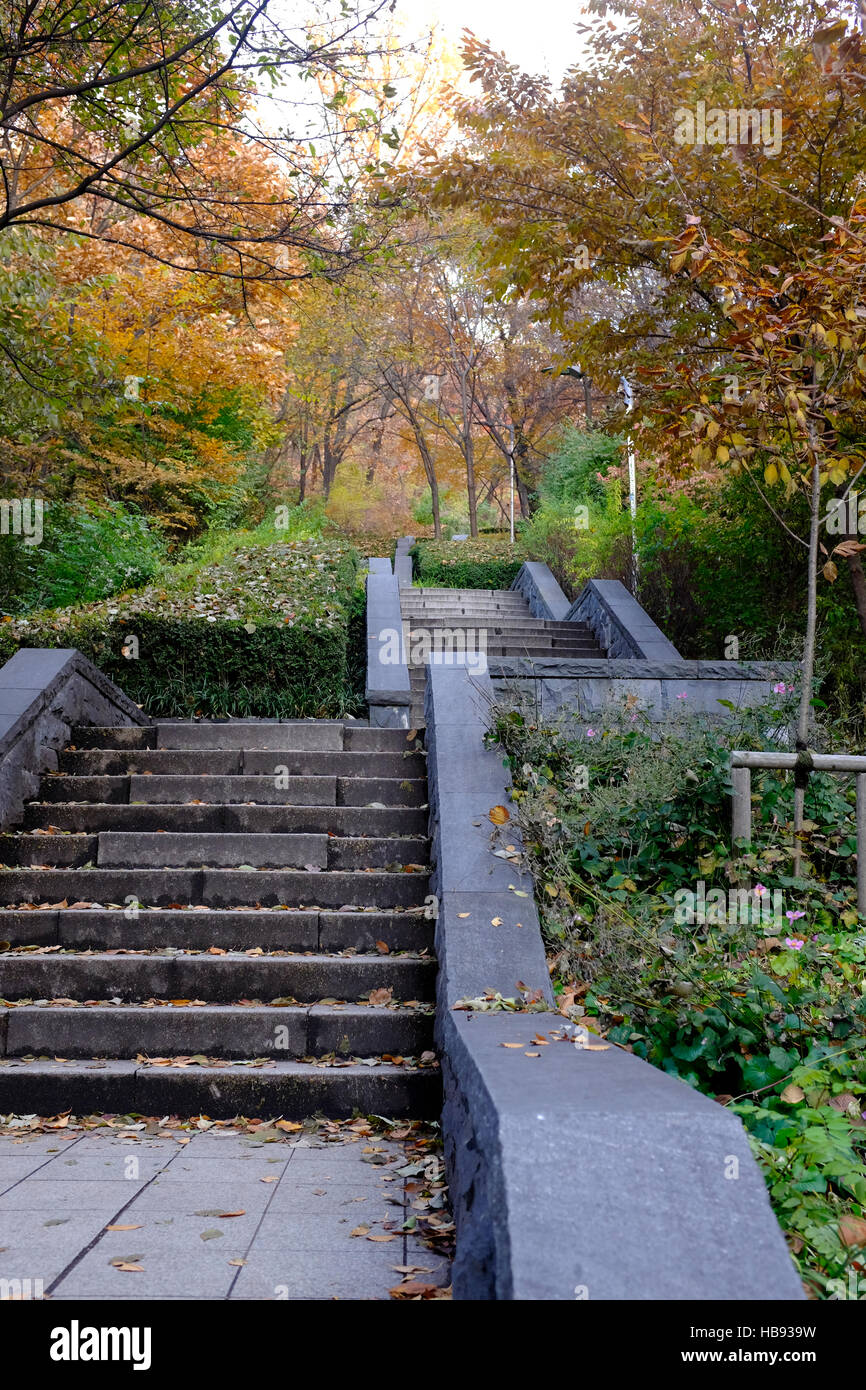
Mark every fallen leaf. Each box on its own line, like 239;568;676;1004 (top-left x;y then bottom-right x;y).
350;1225;371;1237
114;1263;143;1273
367;1232;397;1242
840;1215;866;1248
106;1224;142;1232
275;1120;303;1133
501;1042;523;1049
524;1051;541;1057
488;805;510;825
780;1083;805;1104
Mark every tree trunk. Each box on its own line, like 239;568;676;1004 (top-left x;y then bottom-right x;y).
793;458;822;877
842;477;866;638
464;431;478;537
412;423;442;539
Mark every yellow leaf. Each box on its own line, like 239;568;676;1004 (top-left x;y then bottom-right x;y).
823;560;838;582
489;805;510;825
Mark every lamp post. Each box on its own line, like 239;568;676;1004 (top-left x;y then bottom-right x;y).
620;376;639;594
508;421;515;543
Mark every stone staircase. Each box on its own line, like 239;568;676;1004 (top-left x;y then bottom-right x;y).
0;721;439;1119
400;586;603;727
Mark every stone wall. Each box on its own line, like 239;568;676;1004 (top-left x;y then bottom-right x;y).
567;577;682;660
509;561;571;621
425;657;803;1301
0;648;151;828
490;656;799;722
365;561;412;728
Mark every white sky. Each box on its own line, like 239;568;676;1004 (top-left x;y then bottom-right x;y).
394;0;590;83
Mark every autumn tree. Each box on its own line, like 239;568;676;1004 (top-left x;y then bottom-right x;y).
418;0;866;849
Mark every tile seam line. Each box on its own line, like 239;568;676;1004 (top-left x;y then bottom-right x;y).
0;1128;89;1198
225;1139;296;1299
45;1138;189;1296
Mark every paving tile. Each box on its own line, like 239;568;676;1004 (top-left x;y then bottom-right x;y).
228;1245;399;1300
0;1178;149;1210
0;1210;114;1286
155;1155;289;1183
0;1156;58;1185
53;1242;248;1300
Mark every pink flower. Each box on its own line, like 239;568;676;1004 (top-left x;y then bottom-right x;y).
676;691;688;700
586;728;596;738
784;937;805;951
773;682;786;694
785;909;806;922
787;684;795;693
754;883;768;897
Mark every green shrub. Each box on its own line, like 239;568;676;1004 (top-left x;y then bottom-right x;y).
490;692;866;1296
0;539;363;718
0;500;166;616
539;425;625;510
411;535;526;589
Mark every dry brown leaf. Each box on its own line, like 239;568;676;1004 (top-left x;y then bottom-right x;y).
106;1224;142;1232
488;805;510;825
840;1215;866;1248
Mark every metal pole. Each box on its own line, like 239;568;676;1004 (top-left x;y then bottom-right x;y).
508;422;515;544
620;377;638;593
857;773;866;917
731;766;752;849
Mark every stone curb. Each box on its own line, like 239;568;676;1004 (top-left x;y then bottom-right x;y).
0;648;151;828
365;565;411;728
425;658;804;1301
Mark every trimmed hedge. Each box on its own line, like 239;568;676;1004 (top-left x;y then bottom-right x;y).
410;536;527;589
0;540;364;719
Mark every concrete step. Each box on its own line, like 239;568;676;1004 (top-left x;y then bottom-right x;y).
0;1057;441;1119
0;867;430;909
0;907;434;952
23;802;428;836
403;586;522;596
1;715;438;1120
36;775;428;807
0;832;430;870
71;724;425;752
58;749;427;778
0;952;435;1003
0;1002;433;1059
405;645;599;661
403;617;592;635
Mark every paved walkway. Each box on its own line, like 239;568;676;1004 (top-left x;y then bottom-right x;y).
0;1123;452;1300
